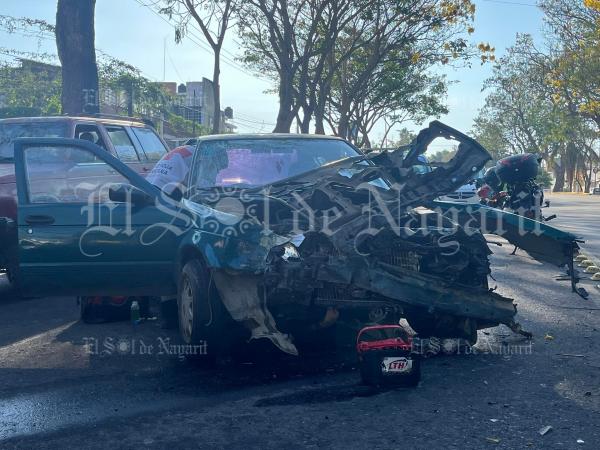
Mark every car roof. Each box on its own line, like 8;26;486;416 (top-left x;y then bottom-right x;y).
0;116;151;127
195;133;346;143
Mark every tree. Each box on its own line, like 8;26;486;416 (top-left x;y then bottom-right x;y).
471;116;513;161
328;47;448;146
159;0;236;134
239;0;488;139
541;0;600;129
391;128;416;147
472;32;600;192
238;0;368;133
0;60;61;117
55;0;99;115
473;37;571;191
327;0;480;141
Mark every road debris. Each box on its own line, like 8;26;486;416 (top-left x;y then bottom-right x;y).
539;425;553;436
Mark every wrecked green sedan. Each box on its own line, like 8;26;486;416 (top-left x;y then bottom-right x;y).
9;122;580;356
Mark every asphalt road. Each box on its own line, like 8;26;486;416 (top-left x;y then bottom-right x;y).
0;194;599;449
547;193;600;263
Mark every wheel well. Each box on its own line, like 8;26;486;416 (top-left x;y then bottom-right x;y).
178;245;207;273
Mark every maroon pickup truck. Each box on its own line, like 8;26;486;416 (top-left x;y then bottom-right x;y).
0;115;169;284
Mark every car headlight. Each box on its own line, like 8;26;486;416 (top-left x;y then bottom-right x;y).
282;243;301;261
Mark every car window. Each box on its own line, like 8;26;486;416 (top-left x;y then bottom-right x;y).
130;127;168;161
191;138;360;189
75;124;107;150
0;122;69;162
105;126;140;162
23;145;130;204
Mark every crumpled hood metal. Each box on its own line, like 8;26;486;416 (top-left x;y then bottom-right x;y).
190;121;579;343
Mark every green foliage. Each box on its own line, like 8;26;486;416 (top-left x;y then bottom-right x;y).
542;0;600;127
167;112;209;136
0;52;207;138
0;61;62;116
428;148;457;163
471;116;513;161
536;167;554;188
238;0;483;136
390;128;417;147
472;5;600;193
0;106;42;118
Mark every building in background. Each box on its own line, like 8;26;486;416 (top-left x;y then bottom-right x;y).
167;78;234;134
0;60;235;141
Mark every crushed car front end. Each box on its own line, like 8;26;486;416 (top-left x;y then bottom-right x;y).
178;122;571;355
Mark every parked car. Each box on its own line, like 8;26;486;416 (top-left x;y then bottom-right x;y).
438;181;480;203
0;115;169;283
438;169;485;204
591;187;600;195
7;122;578;358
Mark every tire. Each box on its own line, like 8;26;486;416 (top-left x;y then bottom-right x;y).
5;251;23;295
79;296;106;324
178;259;231;358
79;296;149;324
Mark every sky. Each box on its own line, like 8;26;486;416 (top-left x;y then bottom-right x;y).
0;0;544;140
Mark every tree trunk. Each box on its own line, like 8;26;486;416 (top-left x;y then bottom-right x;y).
56;0;99;115
314;84;327;135
337;112;350;140
273;71;297;133
553;162;565;192
299;105;312;134
314;109;325;135
211;48;221;134
361;131;371;150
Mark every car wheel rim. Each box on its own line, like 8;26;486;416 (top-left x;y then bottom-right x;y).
181;276;194;341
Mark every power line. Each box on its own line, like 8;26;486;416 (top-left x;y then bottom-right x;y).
132;0;276;128
235;112;277;127
165;43;186;82
230;121;265;133
133;0;270;83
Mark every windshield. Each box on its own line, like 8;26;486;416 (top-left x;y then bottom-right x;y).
0;122;69;162
192;138;360;188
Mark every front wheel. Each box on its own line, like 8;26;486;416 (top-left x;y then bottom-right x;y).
178;260;233;358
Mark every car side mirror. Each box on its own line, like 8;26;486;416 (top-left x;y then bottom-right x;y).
109;184;154;207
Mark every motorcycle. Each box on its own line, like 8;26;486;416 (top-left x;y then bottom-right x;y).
477;154;553;221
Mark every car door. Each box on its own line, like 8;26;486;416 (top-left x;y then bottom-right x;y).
13;137;187;297
103;125;146;175
128;126;169;175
